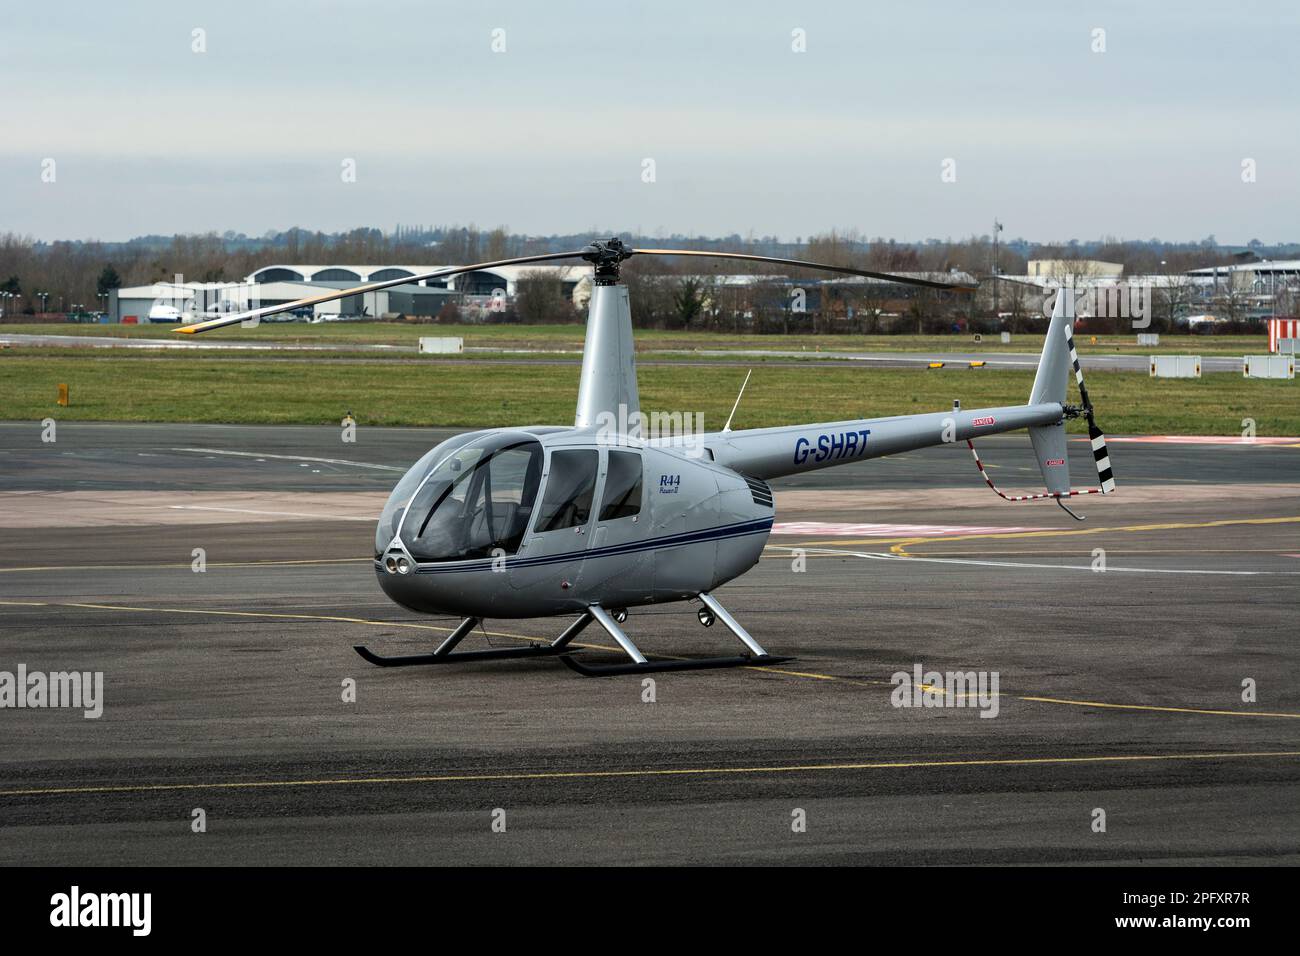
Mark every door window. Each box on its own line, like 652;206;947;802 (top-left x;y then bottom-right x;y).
598;450;643;521
534;449;599;532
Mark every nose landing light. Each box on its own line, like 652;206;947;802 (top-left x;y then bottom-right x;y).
384;553;412;574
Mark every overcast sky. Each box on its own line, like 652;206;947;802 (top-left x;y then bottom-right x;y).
3;0;1296;244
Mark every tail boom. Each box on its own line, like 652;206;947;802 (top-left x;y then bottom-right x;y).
685;402;1065;481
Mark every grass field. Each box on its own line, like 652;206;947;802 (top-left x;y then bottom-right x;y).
0;321;1266;356
2;353;1295;435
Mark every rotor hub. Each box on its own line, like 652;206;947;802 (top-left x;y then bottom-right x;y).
581;238;634;285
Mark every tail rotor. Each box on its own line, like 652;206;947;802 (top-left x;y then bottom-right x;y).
966;289;1116;518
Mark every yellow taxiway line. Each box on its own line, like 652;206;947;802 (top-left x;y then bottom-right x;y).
4;599;1297;719
3;751;1298;798
744;665;1300;718
886;515;1300;556
0;557;370;574
0;599;621;656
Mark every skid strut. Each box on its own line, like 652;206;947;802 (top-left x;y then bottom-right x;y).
353;613;591;667
560;592;792;677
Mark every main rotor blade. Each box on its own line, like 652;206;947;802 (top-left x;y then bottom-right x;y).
172;250;590;334
630;248;976;291
172;238;974;334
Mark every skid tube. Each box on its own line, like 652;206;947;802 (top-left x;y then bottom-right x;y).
560;652;793;677
353;613;592;667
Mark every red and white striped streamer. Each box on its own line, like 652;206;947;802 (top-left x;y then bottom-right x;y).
966;440;1106;502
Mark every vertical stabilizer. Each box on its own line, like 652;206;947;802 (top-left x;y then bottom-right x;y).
1026;288;1075;493
1029;286;1074;406
1023;287;1116;499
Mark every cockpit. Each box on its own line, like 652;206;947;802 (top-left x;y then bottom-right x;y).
376;432;545;562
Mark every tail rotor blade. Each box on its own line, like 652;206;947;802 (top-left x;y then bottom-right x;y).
1063;322;1116;494
1086;412;1116;495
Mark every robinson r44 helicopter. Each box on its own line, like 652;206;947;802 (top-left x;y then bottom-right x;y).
177;239;1115;676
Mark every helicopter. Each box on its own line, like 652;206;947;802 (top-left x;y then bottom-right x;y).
176;238;1114;676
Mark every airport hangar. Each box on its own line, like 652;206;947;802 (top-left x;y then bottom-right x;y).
106;263;595;323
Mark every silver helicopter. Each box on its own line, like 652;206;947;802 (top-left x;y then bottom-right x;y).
177;238;1114;675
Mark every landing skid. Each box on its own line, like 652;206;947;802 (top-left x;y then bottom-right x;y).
560;652;792;677
353;592;790;677
354;643;568;667
353;613;591;668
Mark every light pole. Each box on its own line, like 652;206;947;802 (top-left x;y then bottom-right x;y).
991;220;1003;317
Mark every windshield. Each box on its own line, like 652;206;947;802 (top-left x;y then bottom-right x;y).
374;432;482;555
395;434;543;562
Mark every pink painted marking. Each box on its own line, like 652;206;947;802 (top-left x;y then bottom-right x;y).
1097;436;1300;445
772;522;1042;537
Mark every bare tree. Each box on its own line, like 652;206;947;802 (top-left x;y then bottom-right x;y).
514;270;574;324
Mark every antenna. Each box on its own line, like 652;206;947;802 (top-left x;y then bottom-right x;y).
722;369;753;434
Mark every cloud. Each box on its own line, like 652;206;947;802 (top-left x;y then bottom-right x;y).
3;0;1296;241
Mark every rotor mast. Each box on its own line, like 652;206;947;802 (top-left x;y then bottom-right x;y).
574;239;641;437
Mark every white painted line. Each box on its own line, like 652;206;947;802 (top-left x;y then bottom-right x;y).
168;505;374;522
766;545;1300;576
171;447;405;471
